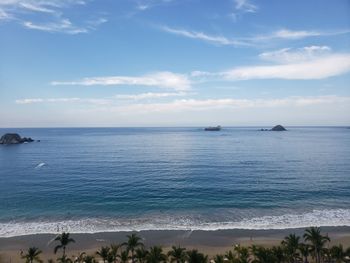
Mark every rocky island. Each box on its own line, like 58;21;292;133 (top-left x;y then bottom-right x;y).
271;125;287;131
260;125;287;131
0;133;35;145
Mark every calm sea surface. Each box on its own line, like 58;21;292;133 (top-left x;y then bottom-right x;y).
0;127;349;237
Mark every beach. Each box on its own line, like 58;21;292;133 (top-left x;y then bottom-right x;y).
1;227;350;262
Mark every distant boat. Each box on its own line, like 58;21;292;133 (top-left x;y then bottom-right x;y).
204;125;221;131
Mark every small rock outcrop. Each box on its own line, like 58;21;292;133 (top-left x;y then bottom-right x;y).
0;133;34;144
271;125;287;131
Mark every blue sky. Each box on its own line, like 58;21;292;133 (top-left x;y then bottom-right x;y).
0;0;349;127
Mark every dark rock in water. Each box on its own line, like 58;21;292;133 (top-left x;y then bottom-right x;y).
271;125;287;131
204;125;221;131
260;128;269;131
0;133;35;144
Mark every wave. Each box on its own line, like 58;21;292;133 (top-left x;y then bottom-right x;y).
34;162;46;169
1;209;350;238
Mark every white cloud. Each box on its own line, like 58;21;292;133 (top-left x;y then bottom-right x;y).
19;2;56;13
160;25;350;47
15;97;111;105
160;25;250;46
23;19;88;34
259;46;332;63
51;71;191;91
0;0;106;34
15;92;190;105
135;0;174;11
271;29;321;39
51;50;350;88
234;0;258;13
114;92;188;100
98;95;350;114
136;4;149;10
13;95;350;126
17;96;350;112
15;98;44;104
222;54;350;80
253;29;350;42
0;8;11;20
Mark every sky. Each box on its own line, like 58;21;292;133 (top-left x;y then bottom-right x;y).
0;0;350;127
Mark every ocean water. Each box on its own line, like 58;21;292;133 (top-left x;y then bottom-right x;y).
0;127;349;237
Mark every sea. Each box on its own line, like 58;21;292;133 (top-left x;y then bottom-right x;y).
0;127;349;237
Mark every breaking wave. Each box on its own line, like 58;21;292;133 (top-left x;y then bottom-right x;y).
1;209;350;238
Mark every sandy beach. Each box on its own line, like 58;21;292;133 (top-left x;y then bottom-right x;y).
1;227;350;262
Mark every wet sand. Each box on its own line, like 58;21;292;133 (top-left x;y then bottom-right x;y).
1;227;350;262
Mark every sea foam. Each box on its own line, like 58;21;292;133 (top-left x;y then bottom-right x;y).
1;209;349;238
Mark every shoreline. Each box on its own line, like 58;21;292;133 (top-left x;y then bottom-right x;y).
2;208;350;238
1;227;350;261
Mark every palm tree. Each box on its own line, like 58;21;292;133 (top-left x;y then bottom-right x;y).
167;245;187;263
299;244;310;263
84;255;96;263
54;232;75;257
213;255;225;263
119;250;131;263
250;246;277;263
234;245;250;263
96;246;111;263
224;250;236;263
107;252;117;263
124;233;144;263
73;252;86;263
21;247;43;263
330;244;346;263
146;246;167;263
271;246;286;263
110;244;121;263
322;248;332;263
57;255;73;263
187;249;208;263
135;247;149;263
282;234;300;263
303;227;330;263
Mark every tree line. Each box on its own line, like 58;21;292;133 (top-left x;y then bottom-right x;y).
18;227;350;263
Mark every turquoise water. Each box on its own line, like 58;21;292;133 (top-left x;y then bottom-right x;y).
0;127;349;237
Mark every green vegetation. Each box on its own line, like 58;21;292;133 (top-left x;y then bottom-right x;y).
20;247;43;263
16;227;350;263
54;232;76;258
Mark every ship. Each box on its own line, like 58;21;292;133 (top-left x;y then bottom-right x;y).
204;125;221;131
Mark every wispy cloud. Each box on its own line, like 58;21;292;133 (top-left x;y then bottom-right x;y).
252;29;350;42
15;92;190;105
270;29;321;39
19;2;56;13
191;49;350;81
15;97;111;105
234;0;258;13
160;25;251;46
258;45;332;63
16;96;350;114
114;92;189;100
160;25;350;47
0;0;107;34
222;53;350;80
23;19;88;34
51;49;350;91
96;95;350;114
51;71;191;91
135;0;174;11
0;8;11;20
